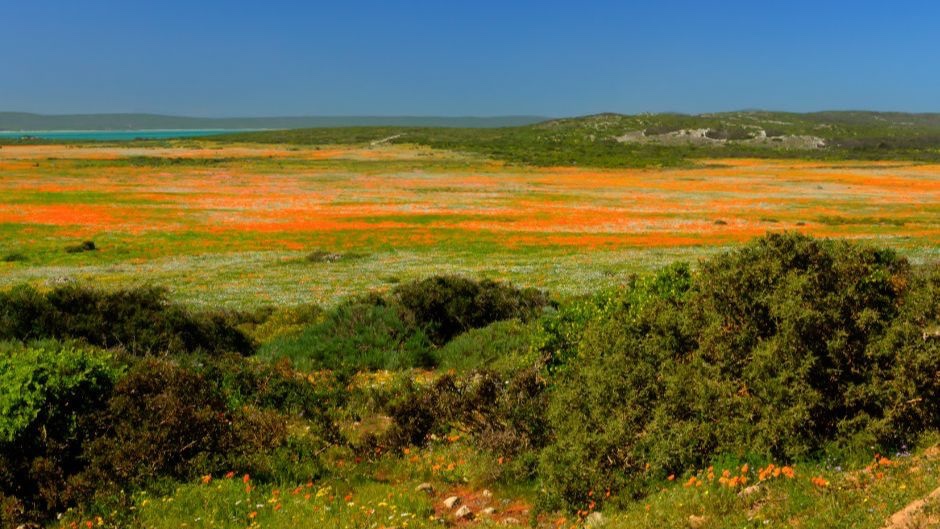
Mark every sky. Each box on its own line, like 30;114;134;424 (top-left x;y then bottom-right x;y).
2;0;939;117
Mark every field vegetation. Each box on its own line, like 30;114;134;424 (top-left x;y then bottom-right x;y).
1;114;939;528
0;234;937;528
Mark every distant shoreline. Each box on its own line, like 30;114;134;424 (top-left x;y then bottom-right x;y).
0;128;271;133
0;129;266;141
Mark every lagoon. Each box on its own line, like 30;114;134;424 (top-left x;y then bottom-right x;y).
0;129;261;141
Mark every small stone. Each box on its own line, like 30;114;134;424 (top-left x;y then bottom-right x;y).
454;505;474;520
482;507;496;515
738;484;761;497
688;514;707;529
443;496;461;509
481;489;493;498
501;517;521;525
585;511;606;528
415;482;434;494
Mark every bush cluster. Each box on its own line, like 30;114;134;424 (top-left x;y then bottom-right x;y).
261;277;551;371
1;234;937;525
538;233;939;509
0;285;254;356
0;345;340;527
394;275;551;345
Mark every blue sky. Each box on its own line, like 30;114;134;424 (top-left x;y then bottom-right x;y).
2;0;938;116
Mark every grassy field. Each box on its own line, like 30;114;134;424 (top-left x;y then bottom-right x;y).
0;142;937;308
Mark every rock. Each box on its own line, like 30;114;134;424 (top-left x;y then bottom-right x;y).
738;484;761;497
415;482;434;494
481;489;493;498
443;496;461;509
501;517;521;525
688;514;707;528
585;511;606;528
482;507;496;515
454;505;474;520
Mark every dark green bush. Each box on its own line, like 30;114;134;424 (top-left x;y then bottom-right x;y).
259;296;432;372
394;276;551;345
0;341;118;525
385;368;548;456
0;284;254;356
433;319;538;372
539;233;933;510
64;241;96;254
78;358;238;489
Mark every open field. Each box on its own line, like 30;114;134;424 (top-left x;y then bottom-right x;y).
1;136;938;529
1;142;938;307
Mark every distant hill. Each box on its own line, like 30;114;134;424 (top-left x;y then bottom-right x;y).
0;112;549;131
217;110;940;167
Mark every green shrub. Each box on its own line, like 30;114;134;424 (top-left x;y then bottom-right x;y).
64;241;96;254
0;341;118;524
385;368;548;456
394;275;551;345
243;303;324;343
433;319;538;372
77;358;238;489
539;233;929;510
0;284;254;356
259;297;432;372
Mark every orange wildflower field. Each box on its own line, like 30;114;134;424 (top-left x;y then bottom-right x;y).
1;143;937;306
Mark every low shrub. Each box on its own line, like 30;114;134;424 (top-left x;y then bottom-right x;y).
0;284;254;356
77;358;238;490
259;296;432;372
242;303;324;343
433;319;538;372
0;341;119;525
539;233;934;510
384;368;548;456
64;241;96;254
394;275;551;345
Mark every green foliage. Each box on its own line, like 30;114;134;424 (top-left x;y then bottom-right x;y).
538;233;934;510
63;240;96;254
394;275;550;346
433;319;538;372
78;357;239;488
241;303;324;343
0;284;254;356
259;296;433;372
384;368;548;455
0;341;118;523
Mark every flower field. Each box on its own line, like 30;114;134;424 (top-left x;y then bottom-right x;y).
1;142;937;307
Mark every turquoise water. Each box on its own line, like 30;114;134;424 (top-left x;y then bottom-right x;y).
0;129;260;141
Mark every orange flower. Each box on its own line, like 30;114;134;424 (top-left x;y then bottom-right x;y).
224;471;235;479
243;473;251;484
811;476;829;488
781;466;795;479
667;474;675;481
248;511;258;519
201;474;212;485
741;464;749;474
